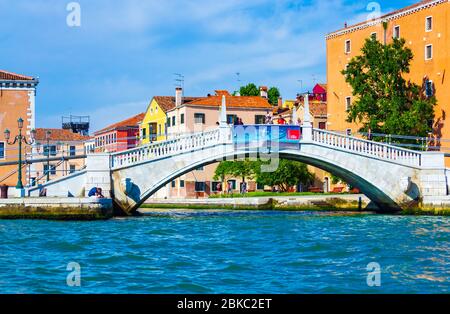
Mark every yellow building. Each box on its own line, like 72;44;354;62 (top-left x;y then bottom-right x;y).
326;0;449;140
140;97;173;144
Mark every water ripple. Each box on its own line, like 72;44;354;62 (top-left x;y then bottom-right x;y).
0;211;449;293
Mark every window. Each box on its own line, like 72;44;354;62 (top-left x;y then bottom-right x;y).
227;180;236;190
211;181;222;192
346;129;352;136
345;39;351;54
425;44;433;60
180;180;185;188
426;16;433;32
195;166;204;171
255;115;265;124
142;128;147;140
345;97;352;111
167;117;171;127
425;80;434;97
194;113;206;124
370;32;377;40
393;25;400;39
318;122;326;130
44;164;57;176
69;165;76;174
227;114;237;124
171;181;176;188
180;113;185;124
69;146;76;156
44;145;57;156
195;181;206;192
172;116;176;126
0;142;4;159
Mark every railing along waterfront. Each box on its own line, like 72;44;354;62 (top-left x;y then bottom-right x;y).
312;129;422;167
110;129;222;168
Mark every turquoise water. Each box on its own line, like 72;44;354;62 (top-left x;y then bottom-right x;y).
0;210;449;294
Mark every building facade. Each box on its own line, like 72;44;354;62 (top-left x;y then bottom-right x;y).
94;113;145;153
30;128;91;186
151;89;272;199
140;88;201;144
0;70;38;187
326;0;449;139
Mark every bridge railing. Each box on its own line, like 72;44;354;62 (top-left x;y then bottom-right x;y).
110;128;223;169
312;128;422;167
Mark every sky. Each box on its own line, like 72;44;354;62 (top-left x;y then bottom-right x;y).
0;0;417;131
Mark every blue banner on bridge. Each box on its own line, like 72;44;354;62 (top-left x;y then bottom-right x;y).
233;125;301;145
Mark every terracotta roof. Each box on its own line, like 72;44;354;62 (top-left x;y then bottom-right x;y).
182;90;272;110
327;0;443;38
94;113;145;135
35;128;91;142
308;102;327;117
152;96;201;112
0;70;34;81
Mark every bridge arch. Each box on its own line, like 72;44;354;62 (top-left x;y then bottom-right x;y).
111;143;419;214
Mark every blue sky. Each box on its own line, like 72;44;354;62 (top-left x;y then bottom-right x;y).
0;0;417;131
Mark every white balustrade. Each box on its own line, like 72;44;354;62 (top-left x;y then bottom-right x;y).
110;128;223;169
312;129;422;167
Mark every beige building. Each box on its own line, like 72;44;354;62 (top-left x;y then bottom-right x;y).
29;128;91;186
152;89;273;199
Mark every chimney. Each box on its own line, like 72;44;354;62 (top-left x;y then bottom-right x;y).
278;96;283;108
260;86;268;99
175;87;182;107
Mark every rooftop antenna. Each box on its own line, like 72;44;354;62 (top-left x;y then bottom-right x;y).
297;80;303;93
311;74;317;86
236;72;241;95
174;73;185;98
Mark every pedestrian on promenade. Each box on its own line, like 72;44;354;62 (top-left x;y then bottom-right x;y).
227;181;233;195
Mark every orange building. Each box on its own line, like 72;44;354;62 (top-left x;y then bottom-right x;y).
0;70;39;187
326;0;449;139
28;128;91;186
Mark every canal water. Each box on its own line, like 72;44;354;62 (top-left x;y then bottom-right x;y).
0;210;448;294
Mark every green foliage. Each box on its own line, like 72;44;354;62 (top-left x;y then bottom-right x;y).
215;159;313;192
213;161;236;182
255;159;313;192
268;87;281;106
342;38;436;140
330;174;343;185
239;83;260;97
214;159;257;183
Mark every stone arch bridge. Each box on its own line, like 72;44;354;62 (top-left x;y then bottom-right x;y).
27;123;449;215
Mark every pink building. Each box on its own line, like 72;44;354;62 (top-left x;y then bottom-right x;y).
156;89;272;199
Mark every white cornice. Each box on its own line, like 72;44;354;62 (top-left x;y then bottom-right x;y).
326;0;448;40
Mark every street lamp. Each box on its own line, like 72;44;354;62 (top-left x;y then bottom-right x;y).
45;130;52;182
3;118;36;194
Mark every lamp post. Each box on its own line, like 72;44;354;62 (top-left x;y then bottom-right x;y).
45;130;51;182
4;118;36;195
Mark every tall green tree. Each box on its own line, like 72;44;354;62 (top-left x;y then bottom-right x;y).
268;87;281;106
255;159;313;192
342;38;436;139
238;83;259;97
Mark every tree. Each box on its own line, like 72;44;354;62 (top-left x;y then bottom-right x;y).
239;83;259;97
213;161;235;184
342;38;436;140
255;159;313;192
268;87;281;106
